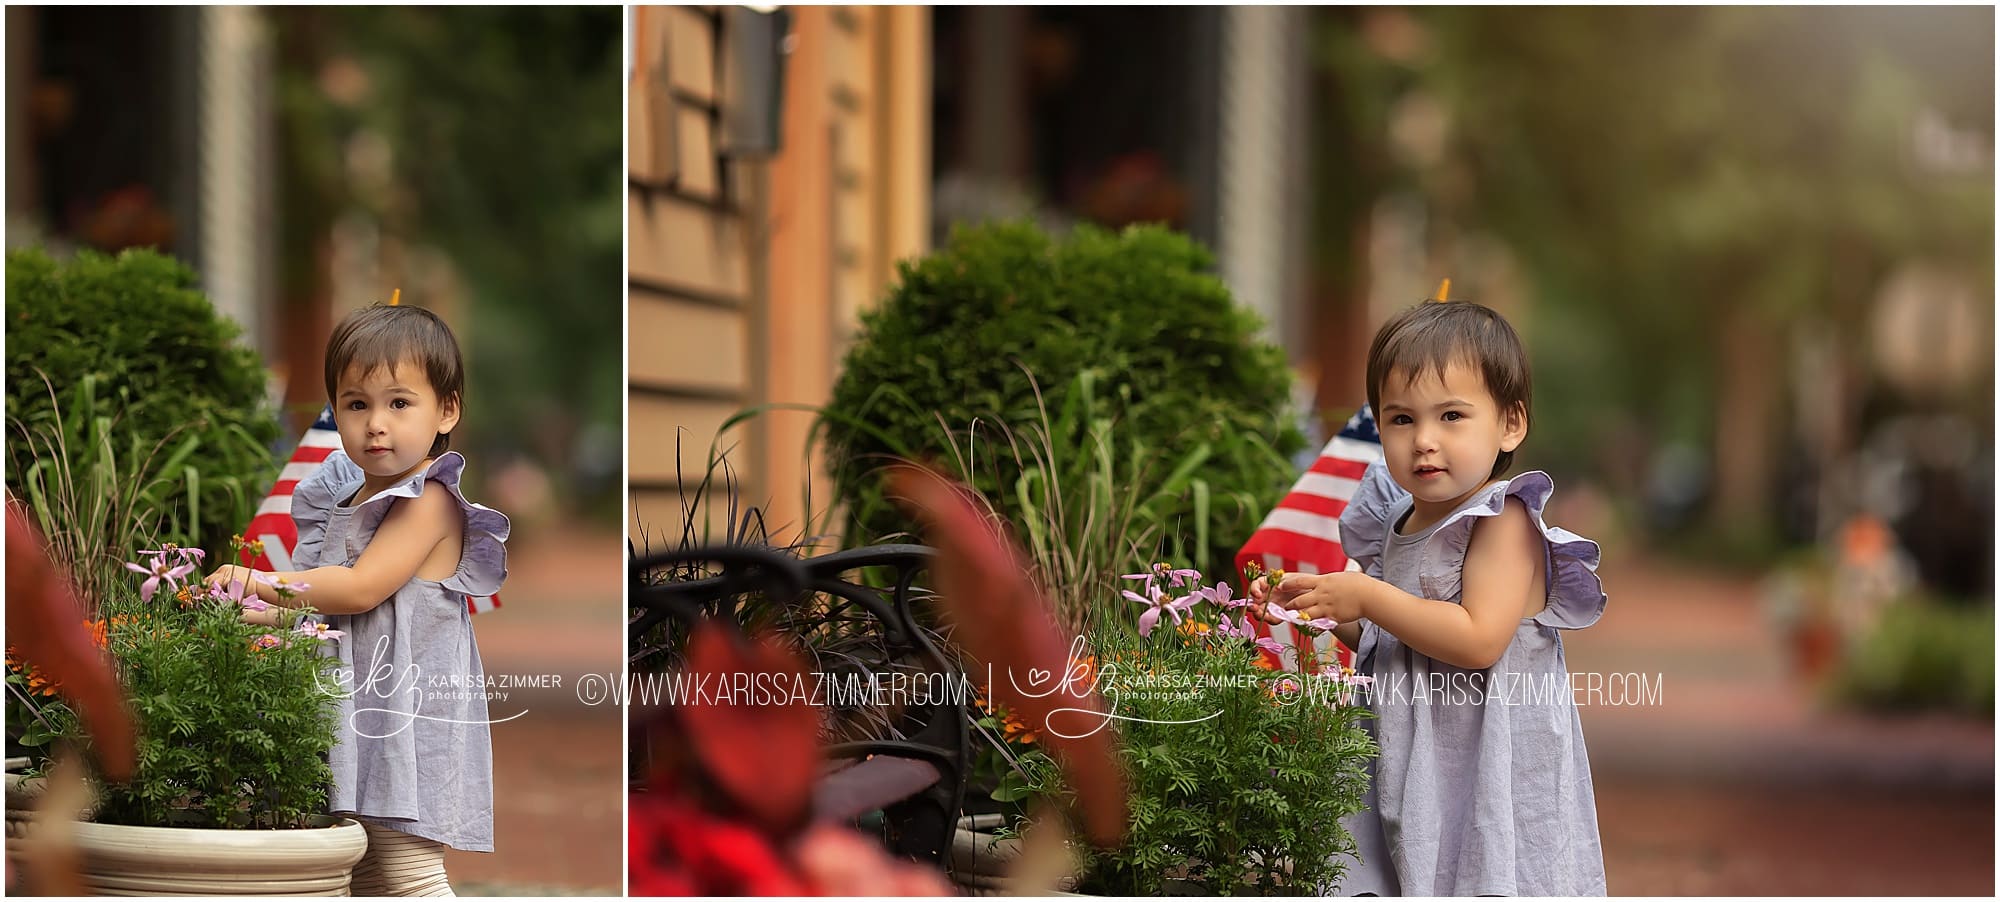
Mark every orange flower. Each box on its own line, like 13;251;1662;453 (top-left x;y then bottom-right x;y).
5;648;60;697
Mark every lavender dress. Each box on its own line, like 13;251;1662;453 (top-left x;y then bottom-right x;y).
1331;460;1607;896
291;450;509;852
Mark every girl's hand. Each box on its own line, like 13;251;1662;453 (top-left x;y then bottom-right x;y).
1270;572;1370;624
204;564;266;601
1252;573;1325;625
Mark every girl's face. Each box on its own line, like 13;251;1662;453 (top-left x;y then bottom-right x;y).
1377;360;1526;518
333;359;461;486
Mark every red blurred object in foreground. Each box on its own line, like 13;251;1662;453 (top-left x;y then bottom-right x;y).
886;465;1130;848
630;466;1128;892
5;504;135;782
632;619;956;895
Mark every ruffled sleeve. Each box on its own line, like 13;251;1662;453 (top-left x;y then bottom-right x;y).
290;451;364;571
1418;471;1607;630
1337;456;1409;580
351;452;512;598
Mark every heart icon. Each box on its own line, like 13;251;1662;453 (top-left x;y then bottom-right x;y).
1028;667;1053;688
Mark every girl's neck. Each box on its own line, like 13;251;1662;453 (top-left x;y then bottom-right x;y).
353;457;436;507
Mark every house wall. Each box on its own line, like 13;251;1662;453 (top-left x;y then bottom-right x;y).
627;5;928;550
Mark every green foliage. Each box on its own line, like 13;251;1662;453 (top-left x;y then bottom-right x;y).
5;248;279;556
1049;571;1375;895
1830;598;1994;717
829;368;1293;639
9;547;343;829
1316;8;1993;550
272;7;624;520
821;220;1305;577
7;376;218;615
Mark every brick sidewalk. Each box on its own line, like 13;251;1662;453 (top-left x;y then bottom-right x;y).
443;520;625;896
1568;554;1993;895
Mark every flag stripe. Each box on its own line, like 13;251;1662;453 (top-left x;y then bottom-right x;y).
1274;490;1349;521
1236;405;1383;673
1293;472;1361;501
1309;454;1370;482
280;461;323;482
1260;508;1342;545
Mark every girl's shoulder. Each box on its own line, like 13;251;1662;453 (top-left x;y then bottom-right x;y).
1423;471;1607;630
378;452;513;598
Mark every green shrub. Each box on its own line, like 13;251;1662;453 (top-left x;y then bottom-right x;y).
818;221;1305;577
1830;598;1994;717
6;248;280;555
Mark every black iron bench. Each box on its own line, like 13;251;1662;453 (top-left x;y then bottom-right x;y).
629;543;969;870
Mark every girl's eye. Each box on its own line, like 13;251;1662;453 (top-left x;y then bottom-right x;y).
391;399;411;410
1443;411;1463;422
1390;415;1412;426
346;401;366;411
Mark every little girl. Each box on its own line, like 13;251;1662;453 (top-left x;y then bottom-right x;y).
1253;298;1607;896
207;303;508;896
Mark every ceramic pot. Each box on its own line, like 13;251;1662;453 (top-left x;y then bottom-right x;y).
72;815;367;896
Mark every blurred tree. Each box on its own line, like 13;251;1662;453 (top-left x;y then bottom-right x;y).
271;7;623;522
1330;7;1992;547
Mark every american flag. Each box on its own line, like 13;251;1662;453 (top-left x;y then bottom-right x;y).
245;405;499;615
1234;404;1382;672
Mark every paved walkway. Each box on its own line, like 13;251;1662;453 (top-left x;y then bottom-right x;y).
420;521;1997;895
1569;554;1993;895
441;520;625;896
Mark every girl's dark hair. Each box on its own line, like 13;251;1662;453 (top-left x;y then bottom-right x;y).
1365;299;1532;479
324;304;465;457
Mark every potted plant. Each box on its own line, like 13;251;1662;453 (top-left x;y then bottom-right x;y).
1068;562;1376;896
4;245;359;892
8;539;363;894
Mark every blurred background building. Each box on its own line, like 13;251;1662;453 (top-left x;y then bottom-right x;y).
629;6;1993;893
8;7;625;894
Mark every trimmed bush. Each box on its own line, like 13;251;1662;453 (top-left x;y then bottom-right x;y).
820;221;1304;577
6;247;280;556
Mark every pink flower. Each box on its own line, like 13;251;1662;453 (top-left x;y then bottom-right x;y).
253;633;285;650
1264;602;1338;633
1206;581;1253;611
1125;587;1199;638
125;557;195;602
293;621;343;642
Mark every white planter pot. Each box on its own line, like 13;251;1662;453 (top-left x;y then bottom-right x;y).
951;813;1081;895
73;816;368;896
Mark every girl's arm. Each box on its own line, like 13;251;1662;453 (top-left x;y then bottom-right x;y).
210;487;459;615
1275;498;1543;671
